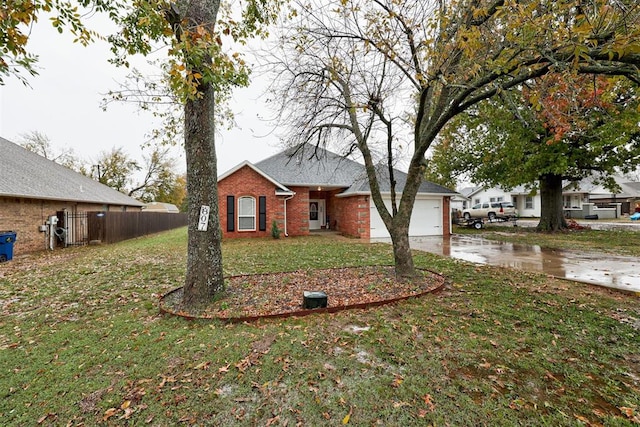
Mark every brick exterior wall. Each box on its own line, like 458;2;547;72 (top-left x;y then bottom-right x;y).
218;166;282;238
218;166;312;238
334;195;370;238
285;186;310;236
0;196;135;256
217;165;450;240
443;197;451;237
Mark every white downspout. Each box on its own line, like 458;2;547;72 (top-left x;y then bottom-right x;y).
283;195;295;237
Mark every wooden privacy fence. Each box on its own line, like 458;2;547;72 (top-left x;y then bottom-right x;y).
87;211;188;245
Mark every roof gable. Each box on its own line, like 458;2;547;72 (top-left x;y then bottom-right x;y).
218;161;294;194
0;137;143;206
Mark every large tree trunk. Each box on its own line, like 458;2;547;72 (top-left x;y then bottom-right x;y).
182;88;225;309
181;0;224;310
389;222;415;278
537;173;568;232
385;159;426;278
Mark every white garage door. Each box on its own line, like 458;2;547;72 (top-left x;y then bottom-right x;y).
369;197;442;238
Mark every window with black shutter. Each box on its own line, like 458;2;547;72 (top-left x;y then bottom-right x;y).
226;195;235;231
259;196;267;231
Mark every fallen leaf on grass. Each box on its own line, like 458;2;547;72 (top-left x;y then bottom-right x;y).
37;413;55;424
121;407;135;420
103;407;118;421
620;407;635;417
391;375;404;388
342;407;353;424
194;361;211;370
619;406;640;422
574;414;591;424
393;401;411;408
266;415;280;426
422;394;436;412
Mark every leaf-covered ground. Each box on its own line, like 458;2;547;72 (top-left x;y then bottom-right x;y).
1;228;639;426
161;266;445;319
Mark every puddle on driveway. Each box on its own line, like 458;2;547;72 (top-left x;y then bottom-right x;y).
373;235;640;293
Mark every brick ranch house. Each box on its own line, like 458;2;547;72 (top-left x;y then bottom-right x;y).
218;145;458;239
0;137;143;256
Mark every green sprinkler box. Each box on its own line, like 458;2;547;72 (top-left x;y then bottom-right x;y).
303;291;328;309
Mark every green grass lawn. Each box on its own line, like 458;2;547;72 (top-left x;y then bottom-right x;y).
1;228;639;426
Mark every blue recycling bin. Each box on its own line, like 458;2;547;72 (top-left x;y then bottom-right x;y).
0;231;17;262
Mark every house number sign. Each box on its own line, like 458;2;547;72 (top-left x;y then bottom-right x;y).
197;205;210;231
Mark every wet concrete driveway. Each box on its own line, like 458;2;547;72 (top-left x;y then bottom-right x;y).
374;235;640;293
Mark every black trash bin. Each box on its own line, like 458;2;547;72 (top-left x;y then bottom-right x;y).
0;231;17;262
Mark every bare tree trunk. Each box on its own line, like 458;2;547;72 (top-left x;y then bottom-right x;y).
387;159;425;278
180;0;225;310
537;173;568;232
389;222;415;278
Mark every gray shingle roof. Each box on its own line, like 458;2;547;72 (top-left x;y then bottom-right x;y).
255;144;365;188
254;144;457;195
0;137;144;207
341;163;457;195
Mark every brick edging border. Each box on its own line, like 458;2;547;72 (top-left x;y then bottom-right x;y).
159;267;448;323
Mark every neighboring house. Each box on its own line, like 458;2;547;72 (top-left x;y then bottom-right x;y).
463;175;640;219
456;185;541;217
450;186;480;213
579;178;640;215
0;137;144;255
217;145;458;239
143;202;180;213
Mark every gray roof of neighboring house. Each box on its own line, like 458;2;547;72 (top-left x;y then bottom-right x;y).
457;186;482;198
143;202;180;212
253;144;457;195
0;136;144;207
562;175;640;196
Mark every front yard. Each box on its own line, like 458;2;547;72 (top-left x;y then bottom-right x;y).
1;228;639;425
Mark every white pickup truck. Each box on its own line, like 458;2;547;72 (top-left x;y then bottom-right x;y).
462;201;518;221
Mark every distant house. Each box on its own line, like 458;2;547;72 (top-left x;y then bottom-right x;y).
453;185;541;218
461;175;640;219
0;137;143;255
450;186;479;214
218;145;458;239
143;202;180;213
576;177;640;215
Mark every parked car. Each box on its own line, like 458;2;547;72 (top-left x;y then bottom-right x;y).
462;201;517;221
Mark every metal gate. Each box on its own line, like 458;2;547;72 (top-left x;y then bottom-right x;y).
57;211;89;247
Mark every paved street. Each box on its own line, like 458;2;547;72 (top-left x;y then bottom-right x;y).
372;227;640;293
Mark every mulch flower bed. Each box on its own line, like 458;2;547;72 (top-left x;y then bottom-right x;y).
160;266;447;321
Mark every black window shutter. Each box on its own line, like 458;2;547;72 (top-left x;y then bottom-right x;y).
227;196;235;232
259;196;267;231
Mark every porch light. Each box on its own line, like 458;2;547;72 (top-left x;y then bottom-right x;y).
317;186;322;191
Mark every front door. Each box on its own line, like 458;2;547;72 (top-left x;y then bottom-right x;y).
309;199;326;230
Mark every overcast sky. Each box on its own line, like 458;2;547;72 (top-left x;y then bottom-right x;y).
0;14;283;178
